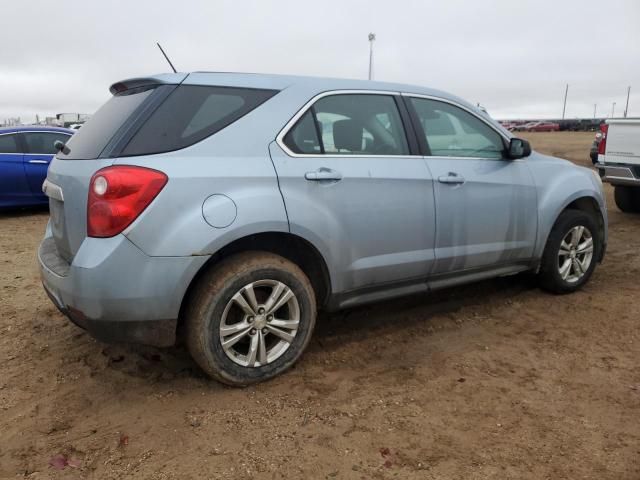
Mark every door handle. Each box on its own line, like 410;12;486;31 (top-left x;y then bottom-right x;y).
304;168;343;182
28;160;49;164
438;172;465;185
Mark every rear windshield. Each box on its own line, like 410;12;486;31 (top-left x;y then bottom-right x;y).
59;86;155;160
58;84;277;160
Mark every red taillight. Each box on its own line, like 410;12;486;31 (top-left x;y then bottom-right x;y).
87;166;168;238
597;124;608;156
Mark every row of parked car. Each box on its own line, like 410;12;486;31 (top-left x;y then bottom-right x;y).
500;121;561;132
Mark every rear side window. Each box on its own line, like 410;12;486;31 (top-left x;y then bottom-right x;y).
23;132;72;154
283;94;410;156
0;134;19;153
121;86;277;157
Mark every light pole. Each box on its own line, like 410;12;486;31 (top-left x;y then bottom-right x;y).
624;86;631;118
612;102;616;118
593;104;597;119
368;33;376;80
562;84;568;120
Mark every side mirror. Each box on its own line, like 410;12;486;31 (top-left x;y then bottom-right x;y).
507;137;531;159
54;140;70;155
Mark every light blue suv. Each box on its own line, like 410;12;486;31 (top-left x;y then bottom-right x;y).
39;72;607;385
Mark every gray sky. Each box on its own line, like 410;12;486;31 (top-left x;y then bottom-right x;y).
2;0;639;121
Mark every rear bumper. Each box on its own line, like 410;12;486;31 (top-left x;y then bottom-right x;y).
596;163;640;186
38;227;209;347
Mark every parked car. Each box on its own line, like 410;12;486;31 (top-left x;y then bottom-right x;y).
38;72;607;386
513;122;537;131
0;126;73;209
499;121;517;131
595;119;640;212
520;121;561;132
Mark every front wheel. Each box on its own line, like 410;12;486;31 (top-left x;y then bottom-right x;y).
185;251;316;386
538;210;601;293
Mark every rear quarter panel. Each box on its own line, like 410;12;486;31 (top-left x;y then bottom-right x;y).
116;88;300;257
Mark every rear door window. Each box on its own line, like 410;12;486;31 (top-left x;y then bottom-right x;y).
120;86;278;157
0;134;19;153
23;132;72;154
283;94;410;156
282;110;322;154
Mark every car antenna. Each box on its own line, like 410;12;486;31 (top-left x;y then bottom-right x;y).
156;42;177;73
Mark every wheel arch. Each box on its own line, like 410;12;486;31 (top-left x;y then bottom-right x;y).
537;193;606;267
177;231;332;333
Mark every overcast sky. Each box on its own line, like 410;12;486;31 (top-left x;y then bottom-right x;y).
1;0;638;122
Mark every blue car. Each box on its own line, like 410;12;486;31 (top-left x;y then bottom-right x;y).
0;126;74;208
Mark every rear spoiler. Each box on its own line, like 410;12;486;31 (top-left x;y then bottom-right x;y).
109;73;188;95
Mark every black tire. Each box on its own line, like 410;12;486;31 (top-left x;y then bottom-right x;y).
185;251;316;386
538;210;601;294
614;186;640;213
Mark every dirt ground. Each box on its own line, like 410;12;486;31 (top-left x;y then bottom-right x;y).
1;132;638;479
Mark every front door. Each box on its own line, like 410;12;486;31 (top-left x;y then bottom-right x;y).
270;92;436;294
406;96;537;274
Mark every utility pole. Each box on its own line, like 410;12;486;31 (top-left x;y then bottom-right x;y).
562;84;569;119
368;33;376;80
624;86;631;118
593;104;597;119
612;102;616;118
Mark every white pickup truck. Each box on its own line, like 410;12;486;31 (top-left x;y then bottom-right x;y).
596;119;640;212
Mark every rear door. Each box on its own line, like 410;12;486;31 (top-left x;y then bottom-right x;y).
22;131;72;199
270;92;436;295
406;95;537;274
0;132;29;207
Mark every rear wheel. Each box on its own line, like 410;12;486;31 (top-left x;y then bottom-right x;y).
614;186;640;213
538;210;601;293
185;251;316;386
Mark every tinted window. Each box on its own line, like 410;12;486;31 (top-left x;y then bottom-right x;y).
284;94;409;156
121;86;277;157
23;132;72;154
410;98;504;159
0;134;19;154
59;86;156;160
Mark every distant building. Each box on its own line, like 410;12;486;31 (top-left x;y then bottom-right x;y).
56;113;91;128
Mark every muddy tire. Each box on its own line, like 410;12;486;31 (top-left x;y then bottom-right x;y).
538;210;601;294
185;251;316;386
614;186;640;213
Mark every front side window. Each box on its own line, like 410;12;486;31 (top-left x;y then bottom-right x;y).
23;132;72;154
0;134;19;154
410;98;505;159
283;94;410;156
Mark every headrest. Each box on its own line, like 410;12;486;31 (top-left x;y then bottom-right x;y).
333;119;363;152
